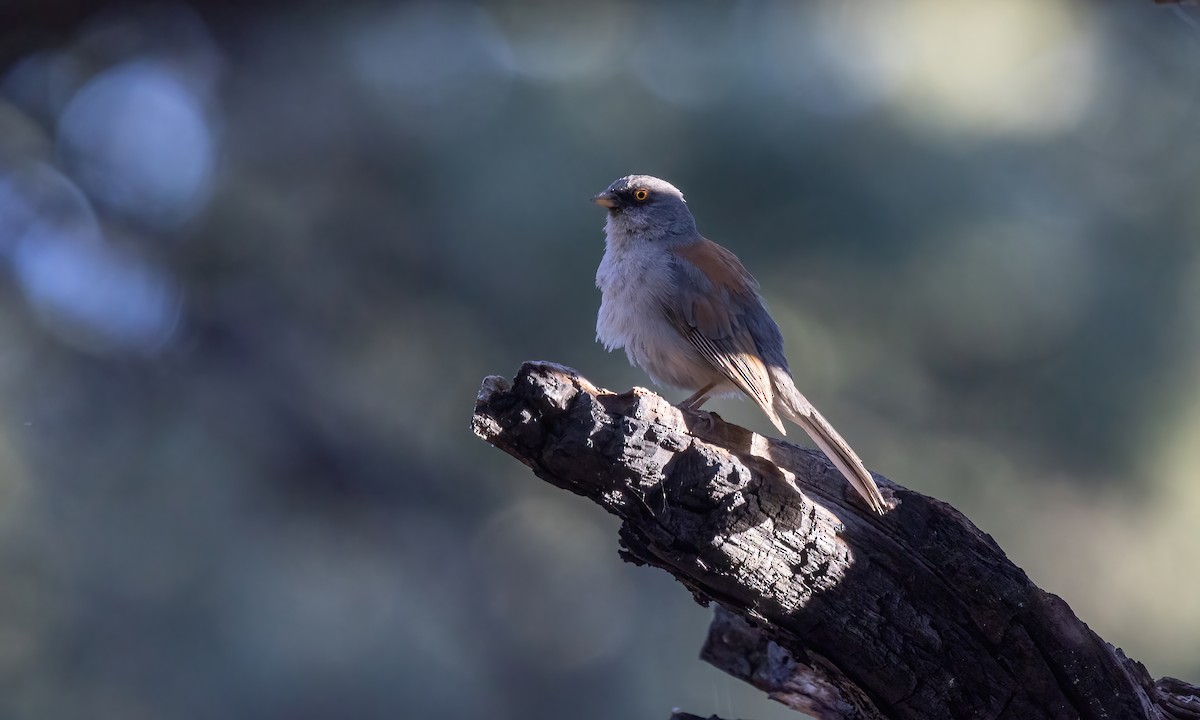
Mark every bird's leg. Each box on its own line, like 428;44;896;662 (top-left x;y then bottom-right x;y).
678;382;718;433
678;382;716;411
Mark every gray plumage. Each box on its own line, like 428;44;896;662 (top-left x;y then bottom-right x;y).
593;174;887;515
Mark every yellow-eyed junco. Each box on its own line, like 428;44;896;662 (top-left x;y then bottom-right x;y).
593;174;886;515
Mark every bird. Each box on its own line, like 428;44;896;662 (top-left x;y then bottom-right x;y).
592;174;887;515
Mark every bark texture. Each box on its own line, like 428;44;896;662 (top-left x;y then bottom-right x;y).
471;361;1200;720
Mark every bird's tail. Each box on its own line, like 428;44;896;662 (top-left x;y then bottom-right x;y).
772;376;887;515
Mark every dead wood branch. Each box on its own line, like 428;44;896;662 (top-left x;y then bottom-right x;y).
472;361;1200;720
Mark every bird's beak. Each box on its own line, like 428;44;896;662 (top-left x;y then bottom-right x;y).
592;191;618;209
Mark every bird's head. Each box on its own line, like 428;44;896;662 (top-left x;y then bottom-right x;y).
593;174;697;245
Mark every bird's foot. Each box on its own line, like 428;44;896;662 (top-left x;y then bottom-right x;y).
681;408;722;435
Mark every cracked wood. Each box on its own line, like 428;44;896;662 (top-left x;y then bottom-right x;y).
472;361;1200;720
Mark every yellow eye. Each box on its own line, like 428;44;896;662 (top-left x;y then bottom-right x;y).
633;188;649;202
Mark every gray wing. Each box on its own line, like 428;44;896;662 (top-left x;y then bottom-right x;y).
665;240;785;432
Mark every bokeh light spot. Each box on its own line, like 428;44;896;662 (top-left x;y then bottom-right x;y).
2;163;180;354
57;60;215;228
895;0;1098;136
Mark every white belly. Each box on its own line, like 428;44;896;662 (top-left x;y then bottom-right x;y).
595;246;720;391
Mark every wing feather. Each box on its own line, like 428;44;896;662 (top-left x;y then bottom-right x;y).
664;241;785;433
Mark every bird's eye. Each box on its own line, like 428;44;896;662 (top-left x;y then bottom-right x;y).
633;188;649;202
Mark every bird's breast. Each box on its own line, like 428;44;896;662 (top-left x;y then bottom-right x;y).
595;245;716;390
595;246;670;349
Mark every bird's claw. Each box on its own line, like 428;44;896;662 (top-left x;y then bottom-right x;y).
681;408;721;435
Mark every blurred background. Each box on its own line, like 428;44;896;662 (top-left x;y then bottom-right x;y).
1;0;1198;718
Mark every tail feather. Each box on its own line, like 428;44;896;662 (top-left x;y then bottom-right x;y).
760;400;787;436
774;383;887;515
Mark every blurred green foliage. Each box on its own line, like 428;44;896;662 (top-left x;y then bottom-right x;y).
1;1;1199;718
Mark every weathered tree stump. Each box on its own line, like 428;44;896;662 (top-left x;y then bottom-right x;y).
471;361;1200;720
